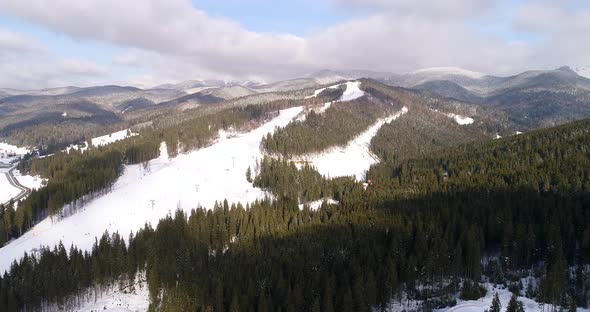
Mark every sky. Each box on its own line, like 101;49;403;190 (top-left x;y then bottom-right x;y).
0;0;588;89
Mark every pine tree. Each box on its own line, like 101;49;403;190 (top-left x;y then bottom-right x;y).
486;292;501;312
506;293;521;312
246;166;253;183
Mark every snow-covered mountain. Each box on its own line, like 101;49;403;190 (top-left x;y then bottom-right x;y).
575;65;590;79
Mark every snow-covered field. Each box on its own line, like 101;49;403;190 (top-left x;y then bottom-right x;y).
12;170;44;191
0;106;304;272
294;107;408;181
435;284;590;312
91;129;137;147
73;281;150;312
0;142;29;157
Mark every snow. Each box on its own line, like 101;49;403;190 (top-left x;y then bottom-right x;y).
91;129;137;147
575;65;590;79
446;113;474;125
0;168;21;205
431;109;475;126
65;141;89;154
412;67;486;79
0;106;304;273
339;81;365;101
298;198;339;211
306;81;365;102
0;142;29;166
13;170;44;191
293;107;408;181
434;283;590;312
72;280;150;312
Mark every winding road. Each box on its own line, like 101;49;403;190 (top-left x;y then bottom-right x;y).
2;165;31;206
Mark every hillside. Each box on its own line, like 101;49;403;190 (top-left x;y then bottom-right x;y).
381;66;590;129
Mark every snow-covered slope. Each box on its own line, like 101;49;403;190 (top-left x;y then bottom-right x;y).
0;106;303;272
575;65;590;79
307;81;365;101
294;107;408;181
72;280;150;312
434;283;590;312
91;129;137;147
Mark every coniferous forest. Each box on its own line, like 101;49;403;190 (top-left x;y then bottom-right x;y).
1;97;590;311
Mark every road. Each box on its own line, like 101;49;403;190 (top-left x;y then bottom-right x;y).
2;166;31;206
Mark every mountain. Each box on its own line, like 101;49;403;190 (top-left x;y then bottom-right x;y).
381;66;590;129
198;85;258;100
155;79;263;94
575;65;590;79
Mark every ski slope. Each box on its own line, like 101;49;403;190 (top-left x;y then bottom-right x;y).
306;81;365;101
0;106;304;273
91;129;137;147
294;107;408;181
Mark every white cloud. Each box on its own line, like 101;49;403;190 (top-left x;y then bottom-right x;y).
0;28;45;56
514;1;590;68
0;0;587;89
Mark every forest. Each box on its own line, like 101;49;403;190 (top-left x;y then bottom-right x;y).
1;100;590;311
262;96;396;156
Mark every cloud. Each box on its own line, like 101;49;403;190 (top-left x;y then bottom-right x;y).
331;0;492;19
514;1;590;67
0;0;309;79
0;28;45;56
0;0;587;89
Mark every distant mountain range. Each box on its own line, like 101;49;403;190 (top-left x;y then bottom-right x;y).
1;65;589;146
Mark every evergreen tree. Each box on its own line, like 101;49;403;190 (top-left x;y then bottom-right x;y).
486;292;501;312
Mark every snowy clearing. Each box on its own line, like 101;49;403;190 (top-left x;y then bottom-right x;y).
0;142;29;156
430;109;475;125
91;129;137;147
434;283;590;312
72;280;150;312
298;198;339;211
0;106;304;273
446;113;474;125
0;142;29;167
65;141;89;154
13;170;44;191
294;107;408;181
